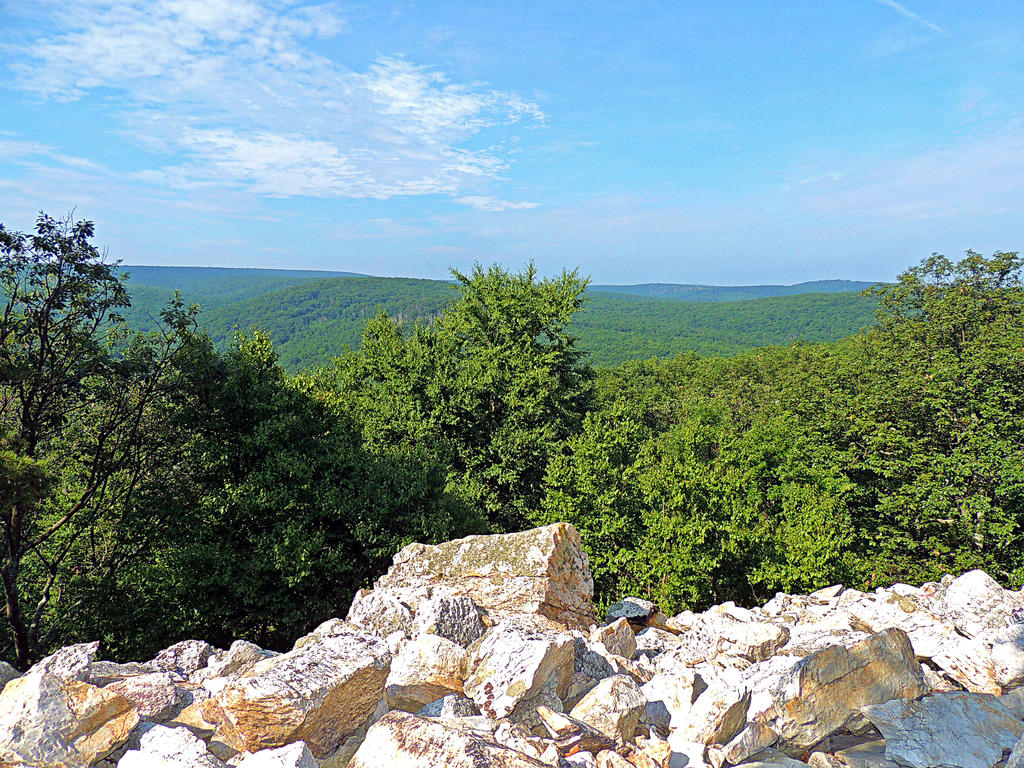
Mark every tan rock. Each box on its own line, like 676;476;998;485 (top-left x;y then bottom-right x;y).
632;735;672;768
592;618;637;660
706;720;778;767
536;705;615;756
374;523;596;630
807;739;899;768
596;750;633;768
766;628;927;754
570;675;646;744
463;621;575;719
675;683;750;746
385;634;468;712
211;627;391;758
348;710;553;767
0;672;139;766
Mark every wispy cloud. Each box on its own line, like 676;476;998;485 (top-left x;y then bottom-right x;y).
872;0;949;36
456;195;539;212
3;1;541;204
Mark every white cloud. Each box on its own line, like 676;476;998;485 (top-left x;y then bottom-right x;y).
3;0;541;202
871;0;949;36
456;195;540;212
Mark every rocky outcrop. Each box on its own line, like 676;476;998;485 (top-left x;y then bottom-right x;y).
5;527;1024;768
370;523;596;630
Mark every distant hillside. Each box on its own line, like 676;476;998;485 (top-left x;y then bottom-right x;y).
117;265;879;369
590;279;875;301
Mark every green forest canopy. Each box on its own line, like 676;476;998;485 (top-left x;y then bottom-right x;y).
2;213;1021;669
116;266;878;369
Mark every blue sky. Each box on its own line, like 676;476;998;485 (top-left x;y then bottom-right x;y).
0;1;1021;283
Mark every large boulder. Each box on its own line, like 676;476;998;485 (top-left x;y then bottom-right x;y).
569;674;646;744
153;640;218;677
348;710;553;767
0;672;139;766
107;671;183;721
463;620;575;720
861;691;1024;768
29;641;99;682
941;569;1024;638
373;523;596;630
764;628;928;754
385;633;469;712
207;626;391;758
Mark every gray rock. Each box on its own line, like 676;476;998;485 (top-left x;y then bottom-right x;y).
1008;730;1024;768
861;690;1024;768
28;641;99;681
941;569;1024;638
607;598;657;625
153;639;218;676
117;723;225;767
234;742;318;768
349;711;553;767
415;592;486;647
108;671;183;721
193;639;277;691
90;660;161;686
417;693;480;718
0;661;20;692
347;588;417;638
566;636;616;707
807;739;900;768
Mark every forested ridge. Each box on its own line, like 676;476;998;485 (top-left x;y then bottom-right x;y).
2;213;1022;670
117;266;877;369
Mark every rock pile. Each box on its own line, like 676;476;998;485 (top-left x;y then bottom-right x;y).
2;522;1024;768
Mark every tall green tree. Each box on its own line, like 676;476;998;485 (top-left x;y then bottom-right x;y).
843;251;1024;585
0;213;194;667
331;263;594;532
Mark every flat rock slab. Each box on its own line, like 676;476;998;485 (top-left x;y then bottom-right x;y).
861;691;1024;768
374;523;596;630
212;628;391;758
349;711;553;768
768;627;927;753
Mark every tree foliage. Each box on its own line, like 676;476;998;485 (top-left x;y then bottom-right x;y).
3;214;1020;664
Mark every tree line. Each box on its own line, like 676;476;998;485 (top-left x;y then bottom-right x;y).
2;212;1021;668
